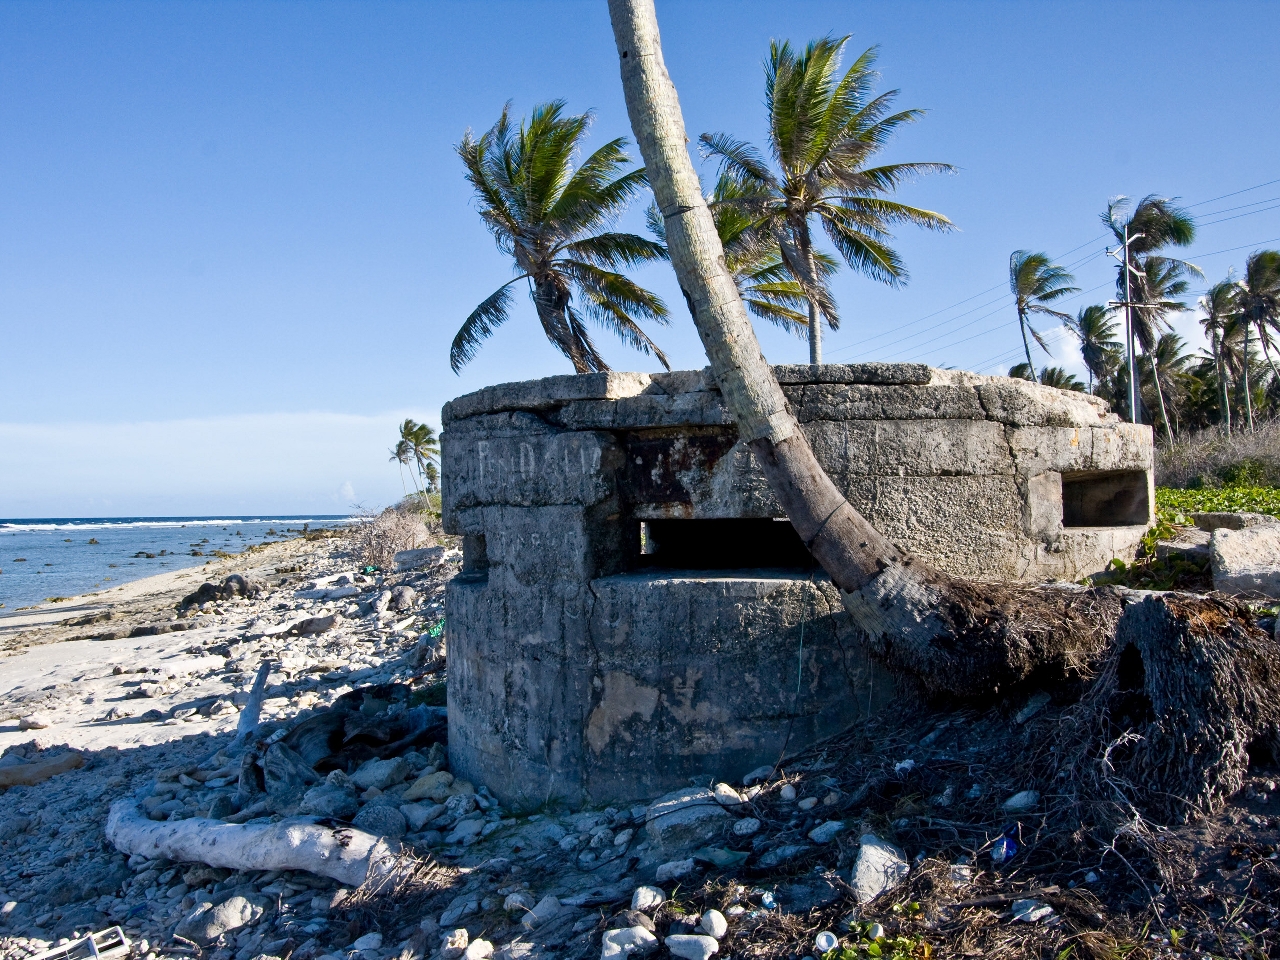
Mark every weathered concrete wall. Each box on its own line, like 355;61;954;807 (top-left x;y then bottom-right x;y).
441;364;1154;808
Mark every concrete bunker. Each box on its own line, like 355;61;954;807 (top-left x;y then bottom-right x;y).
440;363;1153;808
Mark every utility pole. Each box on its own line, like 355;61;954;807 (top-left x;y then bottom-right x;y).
1107;225;1144;424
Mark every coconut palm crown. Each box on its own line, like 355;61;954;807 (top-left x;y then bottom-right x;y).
1008;251;1078;380
1068;304;1120;393
453;101;670;374
646;175;840;339
699;36;954;364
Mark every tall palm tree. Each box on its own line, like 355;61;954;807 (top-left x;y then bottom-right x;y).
1198;277;1240;434
453;101;671;374
1101;195;1199;438
1141;333;1195;435
646;176;840;338
1130;255;1195;444
1237;250;1280;431
1008;251;1078;380
1067;304;1120;393
699;36;954;364
389;419;440;494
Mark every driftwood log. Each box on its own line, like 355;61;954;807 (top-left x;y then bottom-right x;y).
0;751;84;788
105;802;408;887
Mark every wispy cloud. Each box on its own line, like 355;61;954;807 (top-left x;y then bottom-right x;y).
0;410;435;518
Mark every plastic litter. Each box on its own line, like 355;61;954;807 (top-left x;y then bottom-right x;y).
27;928;131;960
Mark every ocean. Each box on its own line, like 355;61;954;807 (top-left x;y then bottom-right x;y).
0;516;358;610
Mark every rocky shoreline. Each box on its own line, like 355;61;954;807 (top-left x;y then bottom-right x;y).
1;531;1277;960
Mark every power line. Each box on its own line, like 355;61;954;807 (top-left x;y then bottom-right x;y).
1197;202;1280;228
823;175;1280;363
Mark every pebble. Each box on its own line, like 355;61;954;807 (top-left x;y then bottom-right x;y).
697;909;727;939
503;892;536;912
797;797;818;811
631;885;666;912
779;784;797;802
1002;790;1041;813
442;929;470;960
712;783;743;807
742;765;774;786
351;933;383;951
464;940;494;960
655;858;695;882
665;935;719;960
600;926;659;960
807;820;845;844
731;817;760;837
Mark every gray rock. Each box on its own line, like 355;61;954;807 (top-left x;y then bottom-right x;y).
608;911;655;933
1001;790;1040;813
851;835;909;904
298;783;359;820
441;929;470;959
807;820;845;844
712;783;743;807
779;784;797;802
401;801;446;831
351;933;383;951
731;818;760;837
697;909;727;939
352;757;410;791
1193;511;1278;532
394;546;447;572
391;586;418;611
441;898;479;927
742;765;774;786
630;885;666;912
445;818;484;845
664;935;719;960
756;844;810;869
655;858;695;882
601;926;659;959
645;787;730;852
352;803;408;838
521;895;561;930
175;895;264;945
1211;525;1280;599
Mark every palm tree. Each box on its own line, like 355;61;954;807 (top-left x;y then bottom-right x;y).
1198;277;1240;434
1008;251;1078;380
1067;304;1120;394
1130;255;1196;444
1101;195;1199;439
699;36;954;364
453;101;671;374
1008;363;1085;392
1237;250;1280;430
646;176;840;338
1141;333;1195;435
390;419;440;494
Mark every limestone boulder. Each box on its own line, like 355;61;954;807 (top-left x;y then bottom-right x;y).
645;787;730;852
1210;525;1280;599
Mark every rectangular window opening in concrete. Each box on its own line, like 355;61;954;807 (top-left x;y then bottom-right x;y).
460;534;489;582
637;518;819;570
1062;470;1149;527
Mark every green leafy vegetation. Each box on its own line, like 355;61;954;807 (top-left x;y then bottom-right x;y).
1156;485;1280;519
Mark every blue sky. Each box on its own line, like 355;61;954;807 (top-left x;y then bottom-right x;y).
3;1;1279;517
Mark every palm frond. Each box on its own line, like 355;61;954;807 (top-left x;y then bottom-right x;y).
451;279;522;372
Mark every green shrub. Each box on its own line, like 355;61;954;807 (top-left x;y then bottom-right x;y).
1156;485;1280;520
